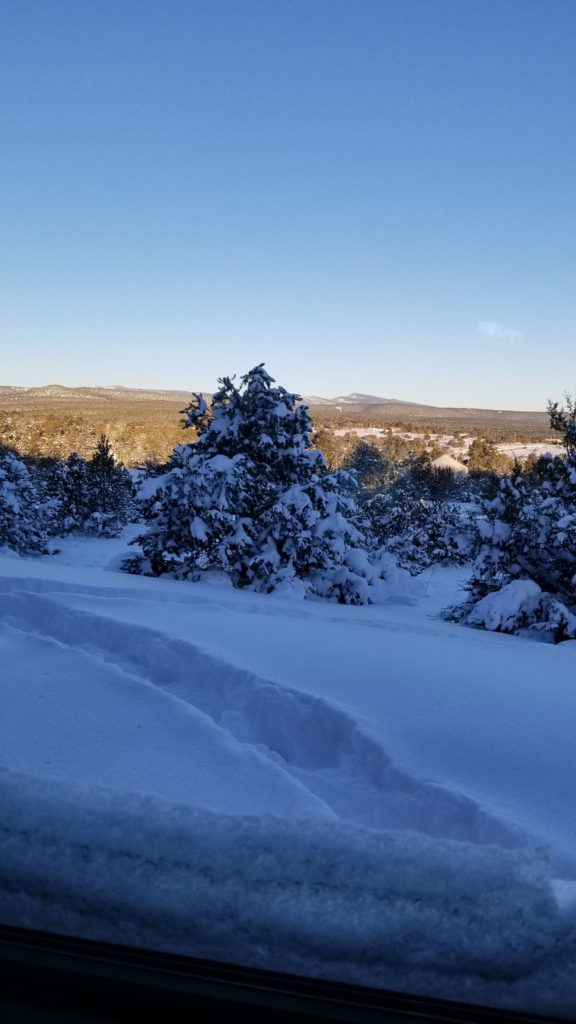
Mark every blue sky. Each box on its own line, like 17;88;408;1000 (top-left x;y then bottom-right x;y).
1;0;575;409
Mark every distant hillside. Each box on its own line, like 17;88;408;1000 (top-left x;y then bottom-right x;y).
0;385;196;404
305;396;547;426
304;392;413;406
0;384;553;464
0;385;199;465
304;392;546;421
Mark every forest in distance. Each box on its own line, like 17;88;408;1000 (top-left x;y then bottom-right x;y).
0;384;555;467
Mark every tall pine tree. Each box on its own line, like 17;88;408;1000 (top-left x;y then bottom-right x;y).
85;436;134;536
126;365;395;602
0;447;49;554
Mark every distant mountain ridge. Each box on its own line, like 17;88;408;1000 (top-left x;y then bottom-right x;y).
304;392;414;406
0;385;401;405
0;385;545;422
0;384;195;403
302;392;546;420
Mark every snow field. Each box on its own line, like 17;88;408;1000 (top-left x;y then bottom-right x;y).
2;532;576;1013
0;580;531;847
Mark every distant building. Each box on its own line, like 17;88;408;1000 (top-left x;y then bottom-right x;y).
430;453;468;475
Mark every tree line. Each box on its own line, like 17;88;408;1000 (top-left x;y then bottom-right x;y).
2;365;574;641
0;436;135;554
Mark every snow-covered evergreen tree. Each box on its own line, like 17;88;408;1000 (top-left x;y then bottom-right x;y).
342;442;396;494
0;447;49;554
32;456;67;536
446;397;576;642
126;365;395;602
548;394;576;459
39;451;94;535
61;452;92;532
35;440;134;538
37;452;91;535
85;435;134;536
364;488;472;575
235;467;393;603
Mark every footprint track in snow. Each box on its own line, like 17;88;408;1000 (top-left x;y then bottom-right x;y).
0;581;536;850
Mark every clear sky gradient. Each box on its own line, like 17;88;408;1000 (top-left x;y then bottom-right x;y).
1;0;575;409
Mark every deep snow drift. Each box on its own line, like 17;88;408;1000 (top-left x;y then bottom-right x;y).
1;528;576;1014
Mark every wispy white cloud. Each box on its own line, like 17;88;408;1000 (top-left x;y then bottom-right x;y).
477;320;522;342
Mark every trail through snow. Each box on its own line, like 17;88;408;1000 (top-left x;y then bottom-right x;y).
2;530;576;1014
0;582;532;849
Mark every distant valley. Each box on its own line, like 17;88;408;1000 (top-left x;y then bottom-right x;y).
0;384;554;465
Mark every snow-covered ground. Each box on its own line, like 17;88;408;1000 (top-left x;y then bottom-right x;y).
2;527;576;1015
497;442;565;460
333;427;387;438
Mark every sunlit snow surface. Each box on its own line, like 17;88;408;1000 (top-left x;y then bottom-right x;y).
1;527;576;1015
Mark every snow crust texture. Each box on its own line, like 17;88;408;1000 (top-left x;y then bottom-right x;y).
3;768;576;1016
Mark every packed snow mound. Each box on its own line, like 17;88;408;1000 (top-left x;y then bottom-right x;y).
2;768;576;1015
465;579;576;641
468;580;543;632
